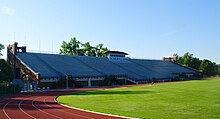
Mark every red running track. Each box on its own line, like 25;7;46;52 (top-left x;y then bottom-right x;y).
0;88;131;119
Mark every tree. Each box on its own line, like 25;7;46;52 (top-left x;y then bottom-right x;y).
213;62;219;75
182;52;193;67
60;37;109;57
95;44;108;57
174;52;219;76
60;37;81;55
69;37;81;55
0;43;4;57
174;53;200;69
200;59;217;76
0;59;14;83
218;64;220;75
81;42;96;56
173;53;183;64
190;57;202;70
59;41;69;55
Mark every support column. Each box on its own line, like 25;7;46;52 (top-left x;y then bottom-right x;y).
36;73;40;91
88;78;91;87
66;75;69;89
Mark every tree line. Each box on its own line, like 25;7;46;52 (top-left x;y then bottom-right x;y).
0;43;20;95
0;43;14;83
1;41;220;84
174;52;220;76
59;38;220;76
0;43;4;56
59;37;108;57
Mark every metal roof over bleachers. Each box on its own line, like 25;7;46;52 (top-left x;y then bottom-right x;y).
16;52;197;81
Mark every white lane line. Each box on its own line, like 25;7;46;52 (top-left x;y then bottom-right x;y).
44;97;94;119
3;100;13;119
55;97;136;119
32;97;63;119
18;97;36;119
0;99;6;103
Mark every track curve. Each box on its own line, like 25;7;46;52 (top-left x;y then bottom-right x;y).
0;88;131;119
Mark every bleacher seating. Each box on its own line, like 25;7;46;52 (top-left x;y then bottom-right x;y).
17;53;60;78
17;52;197;82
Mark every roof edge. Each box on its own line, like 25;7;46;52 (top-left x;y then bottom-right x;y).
104;51;128;55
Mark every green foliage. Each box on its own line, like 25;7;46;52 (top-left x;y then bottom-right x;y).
81;42;95;56
60;37;81;55
218;64;220;75
0;43;5;56
174;52;219;76
0;83;21;95
182;52;193;66
60;37;108;57
200;60;218;76
95;44;108;57
190;57;202;69
0;59;14;83
57;78;220;119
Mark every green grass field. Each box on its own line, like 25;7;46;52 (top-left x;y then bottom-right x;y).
57;78;220;119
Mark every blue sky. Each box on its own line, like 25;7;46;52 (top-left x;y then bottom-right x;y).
0;0;220;63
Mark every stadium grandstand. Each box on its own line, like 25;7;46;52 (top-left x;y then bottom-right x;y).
7;42;200;89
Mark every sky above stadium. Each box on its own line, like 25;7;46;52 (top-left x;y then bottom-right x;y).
0;0;220;63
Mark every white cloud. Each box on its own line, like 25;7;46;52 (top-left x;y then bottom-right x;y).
1;6;15;15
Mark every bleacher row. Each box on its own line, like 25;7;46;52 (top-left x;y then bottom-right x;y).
16;52;197;82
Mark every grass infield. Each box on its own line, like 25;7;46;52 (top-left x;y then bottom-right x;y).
57;78;220;119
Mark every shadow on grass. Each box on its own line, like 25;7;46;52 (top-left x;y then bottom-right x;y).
65;90;152;96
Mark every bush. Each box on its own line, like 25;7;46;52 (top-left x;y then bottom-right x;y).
0;83;21;95
0;59;14;83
